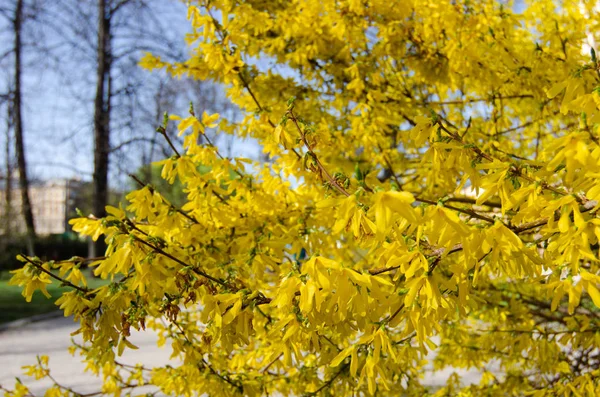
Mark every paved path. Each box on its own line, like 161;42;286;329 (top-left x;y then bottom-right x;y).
0;315;485;394
0;315;174;395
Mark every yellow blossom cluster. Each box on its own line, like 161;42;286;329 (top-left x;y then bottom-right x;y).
7;1;600;396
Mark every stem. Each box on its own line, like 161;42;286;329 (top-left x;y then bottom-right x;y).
22;256;90;295
369;265;401;276
129;173;200;224
307;363;349;396
171;318;243;392
261;353;283;373
131;235;228;288
288;110;350;197
437;120;587;204
416;197;497;224
157;126;181;158
386;303;404;325
427;94;534;106
201;133;246;182
203;4;301;162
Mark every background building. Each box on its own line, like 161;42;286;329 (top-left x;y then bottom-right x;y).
0;178;83;236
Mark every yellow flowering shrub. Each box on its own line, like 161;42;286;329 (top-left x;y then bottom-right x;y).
6;0;600;396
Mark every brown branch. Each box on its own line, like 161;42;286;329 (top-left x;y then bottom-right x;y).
156;126;181;158
475;328;596;335
129;173;201;224
416;197;497;224
170;319;243;392
427;94;534;106
204;6;300;162
386;303;405;325
237;72;302;160
53;256;106;265
22;256;90;294
288;109;350;197
369;265;401;276
317;332;342;352
393;331;417;345
39;355;144;397
378;147;404;188
126;220;275;308
261;353;283;373
437;120;587;204
511;199;597;233
443;197;501;208
307;363;349;396
131;235;229;288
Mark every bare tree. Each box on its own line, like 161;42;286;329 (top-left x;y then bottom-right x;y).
3;94;13;236
0;0;239;259
90;0;110;257
12;0;36;254
0;0;49;249
35;0;187;256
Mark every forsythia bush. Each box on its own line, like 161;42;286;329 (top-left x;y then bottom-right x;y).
7;0;600;396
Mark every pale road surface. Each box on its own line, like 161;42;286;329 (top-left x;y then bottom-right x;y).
0;315;484;395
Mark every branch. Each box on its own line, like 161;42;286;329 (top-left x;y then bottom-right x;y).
426;94;534;106
111;137;161;153
369;265;401;276
129;173;200;224
288;109;350;197
170;318;244;393
156;126;181;158
22;256;90;294
203;6;302;161
416;197;497;224
307;363;349;396
260;353;283;373
437;120;587;205
130;234;229;288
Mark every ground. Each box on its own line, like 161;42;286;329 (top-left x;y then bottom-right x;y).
0;316;486;395
0;315;174;395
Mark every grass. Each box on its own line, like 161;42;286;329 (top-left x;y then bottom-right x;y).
0;268;107;325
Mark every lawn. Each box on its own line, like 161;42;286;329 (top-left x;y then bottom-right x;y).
0;269;106;325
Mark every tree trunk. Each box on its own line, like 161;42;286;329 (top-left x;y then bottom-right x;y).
14;0;36;256
4;99;13;236
91;0;111;258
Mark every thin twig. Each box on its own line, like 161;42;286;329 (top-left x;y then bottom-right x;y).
131;235;228;288
156;126;181;158
22;256;90;294
129;173;200;224
288;109;350;197
307;363;349;396
427;94;534;106
416;197;497;224
261;353;283;373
